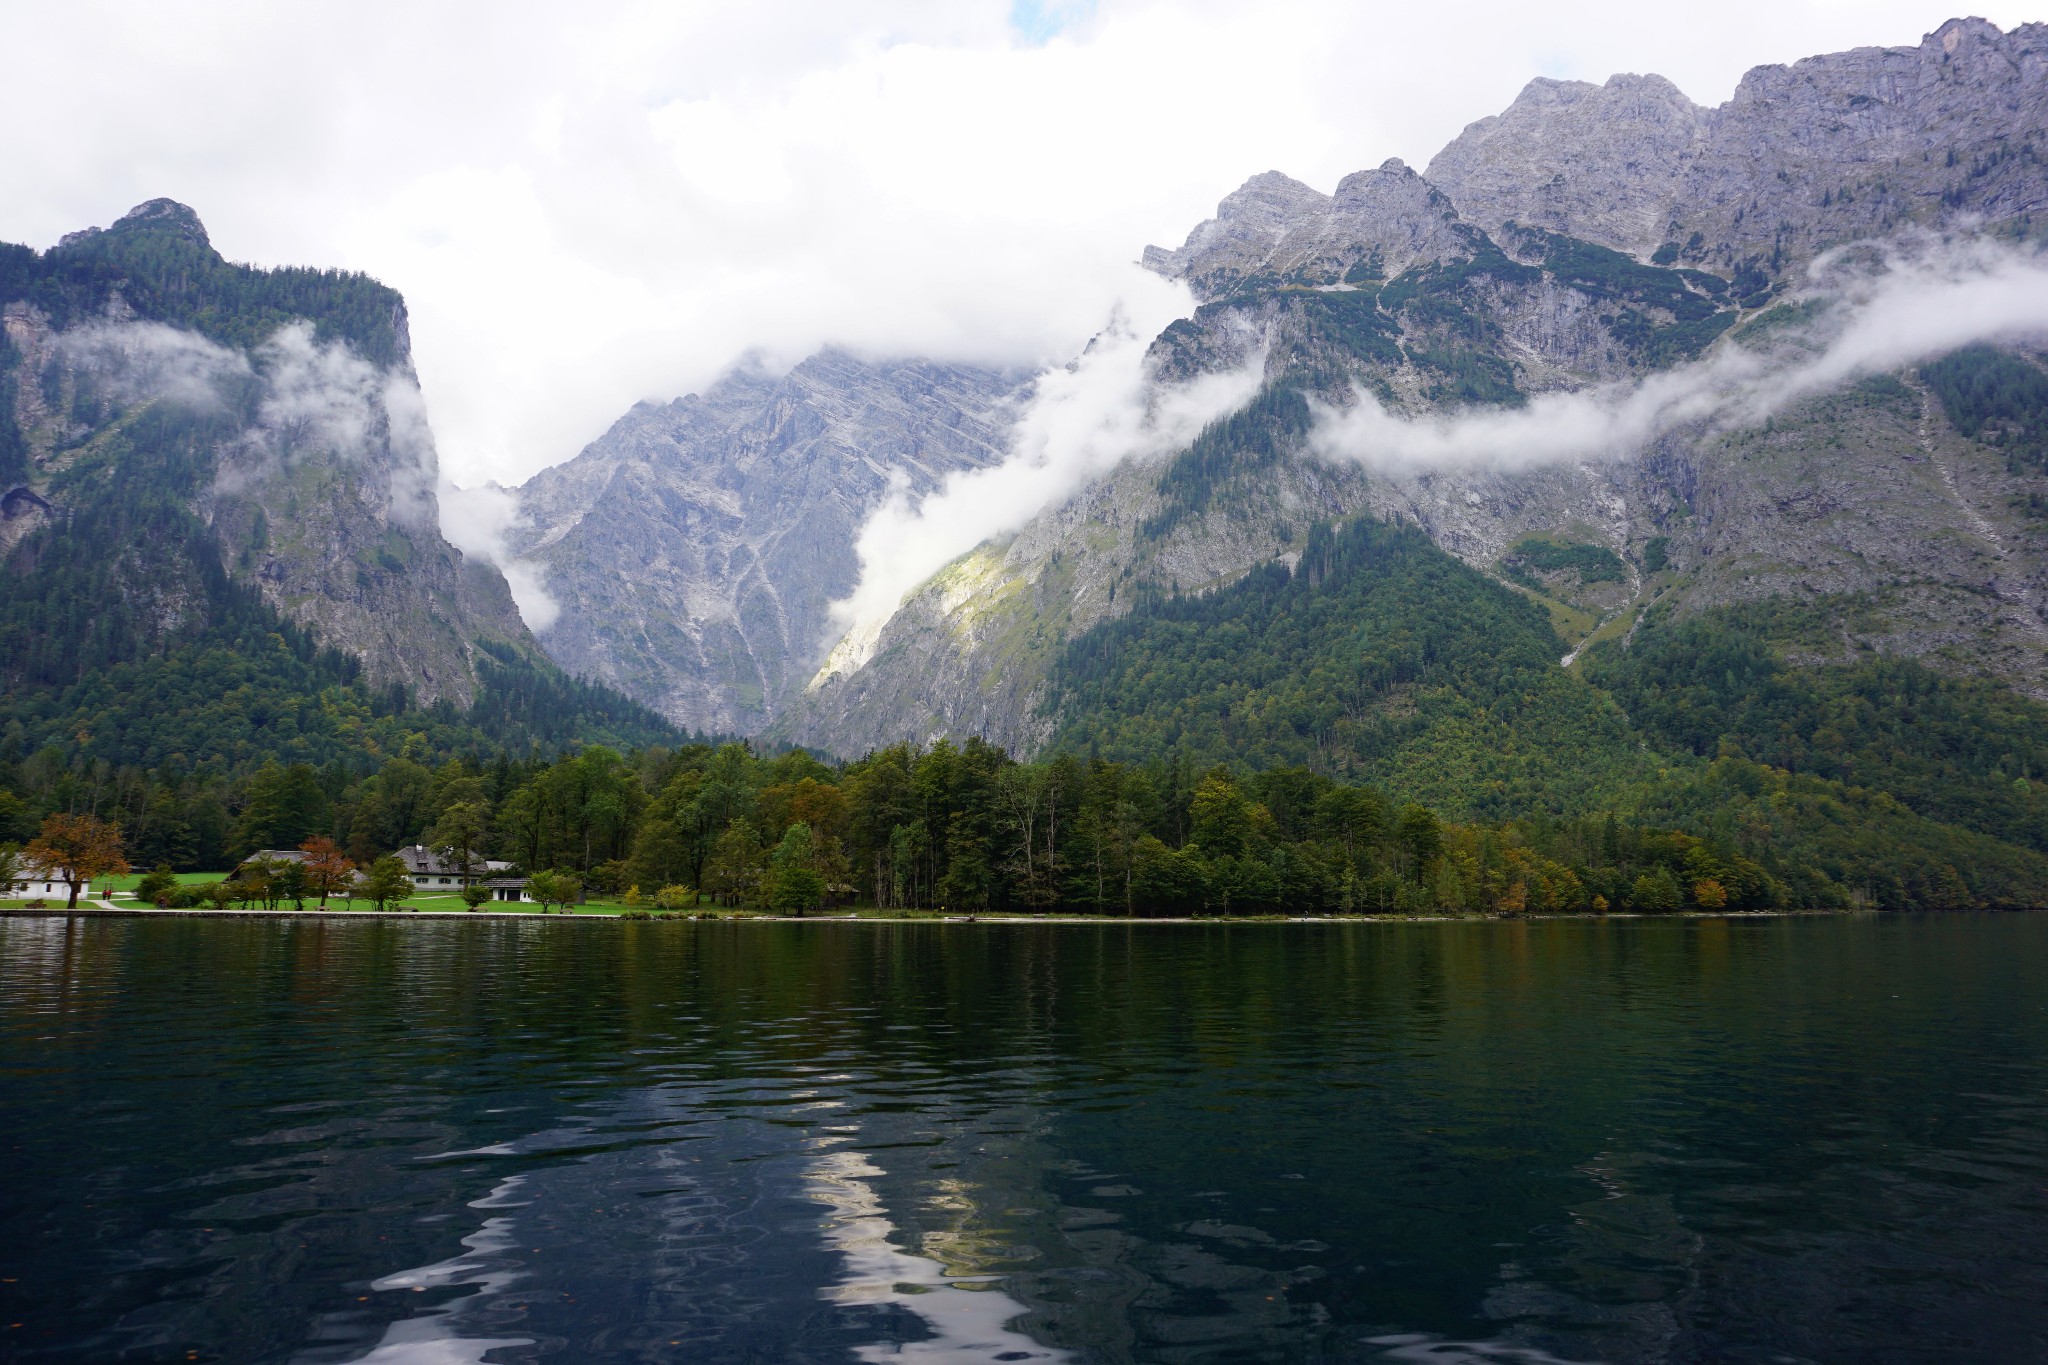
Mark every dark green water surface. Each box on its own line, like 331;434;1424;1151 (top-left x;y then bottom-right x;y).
2;915;2044;1364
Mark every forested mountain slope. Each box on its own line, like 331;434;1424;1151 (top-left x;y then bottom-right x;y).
0;200;679;773
1049;518;1652;816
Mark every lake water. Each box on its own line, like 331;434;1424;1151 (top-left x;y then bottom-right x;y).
2;915;2045;1364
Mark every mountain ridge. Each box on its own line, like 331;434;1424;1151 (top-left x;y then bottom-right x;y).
0;200;682;768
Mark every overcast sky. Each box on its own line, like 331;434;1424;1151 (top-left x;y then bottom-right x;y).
2;0;2038;487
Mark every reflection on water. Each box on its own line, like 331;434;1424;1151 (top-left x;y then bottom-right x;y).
808;1138;1065;1363
3;915;2046;1363
1365;1334;1605;1364
346;1176;533;1365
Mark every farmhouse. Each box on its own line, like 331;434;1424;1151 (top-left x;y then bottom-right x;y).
230;848;311;878
392;845;515;889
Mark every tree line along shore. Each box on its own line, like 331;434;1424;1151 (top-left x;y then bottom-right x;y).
2;730;2029;919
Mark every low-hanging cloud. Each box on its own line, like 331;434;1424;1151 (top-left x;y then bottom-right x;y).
58;318;422;500
55;313;561;631
1308;235;2048;473
232;321;442;526
56;319;252;408
817;274;1266;679
438;481;562;632
247;324;562;624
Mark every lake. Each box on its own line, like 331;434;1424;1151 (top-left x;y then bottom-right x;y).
2;914;2044;1363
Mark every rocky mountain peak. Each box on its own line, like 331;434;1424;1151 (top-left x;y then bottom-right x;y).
1425;72;1705;252
113;198;211;247
56;198;215;252
1142;171;1330;286
1218;169;1330;216
1332;157;1417;203
1143;155;1469;299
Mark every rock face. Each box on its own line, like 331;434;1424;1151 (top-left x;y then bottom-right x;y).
509;352;1025;734
0;201;536;707
1423;75;1704;255
1143;159;1474;300
1428;17;2048;269
1150;20;2048;298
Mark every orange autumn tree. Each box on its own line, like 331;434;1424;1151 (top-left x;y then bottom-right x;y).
26;813;131;909
299;836;356;911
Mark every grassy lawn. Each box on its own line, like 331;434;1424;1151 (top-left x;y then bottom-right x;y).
18;875;887;917
67;879;720;915
99;871;224;892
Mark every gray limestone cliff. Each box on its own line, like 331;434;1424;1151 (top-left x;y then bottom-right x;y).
1427;17;2048;270
1147;19;2048;300
1143;159;1473;300
509;352;1026;734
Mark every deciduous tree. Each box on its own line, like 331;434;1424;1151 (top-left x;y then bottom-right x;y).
25;813;130;909
360;855;416;912
299;837;356;910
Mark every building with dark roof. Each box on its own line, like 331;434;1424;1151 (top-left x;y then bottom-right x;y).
391;845;514;889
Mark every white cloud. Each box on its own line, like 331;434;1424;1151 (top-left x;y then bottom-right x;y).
252;324;382;463
4;0;2033;492
1308;237;2048;474
57;312;564;630
439;483;562;632
210;322;445;526
818;272;1265;678
56;321;251;409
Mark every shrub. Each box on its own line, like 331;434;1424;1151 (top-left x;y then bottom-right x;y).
135;866;178;907
1503;538;1626;586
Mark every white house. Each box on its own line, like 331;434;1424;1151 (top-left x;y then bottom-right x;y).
6;859;78;901
391;845;514;889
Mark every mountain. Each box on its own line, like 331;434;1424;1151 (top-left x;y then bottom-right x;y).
1427;18;2047;267
1148;17;2045;298
0;199;679;769
508;351;1025;734
768;16;2048;766
508;20;2048;762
